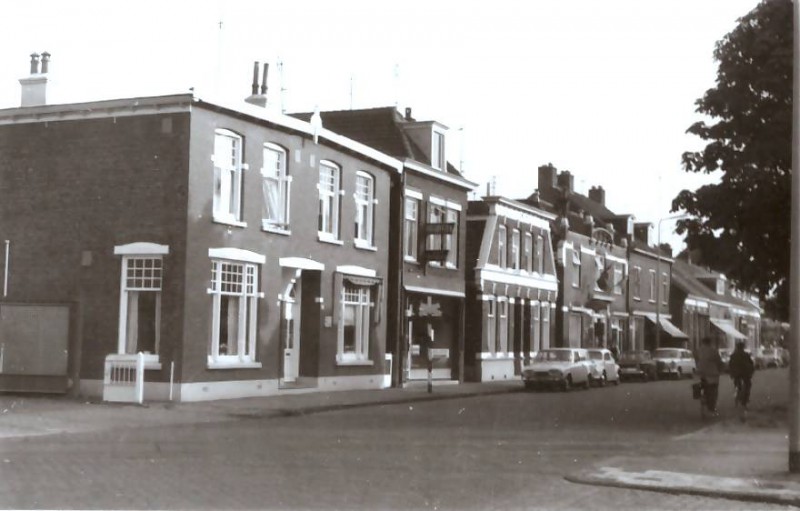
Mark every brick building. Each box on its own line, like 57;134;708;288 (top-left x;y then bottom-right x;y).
464;196;558;381
0;58;402;400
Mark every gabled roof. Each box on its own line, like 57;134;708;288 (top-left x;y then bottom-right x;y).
672;258;760;313
289;106;462;176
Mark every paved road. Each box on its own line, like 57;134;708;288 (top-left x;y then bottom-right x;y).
0;369;792;510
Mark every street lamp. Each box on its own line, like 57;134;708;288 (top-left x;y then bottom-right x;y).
655;214;690;351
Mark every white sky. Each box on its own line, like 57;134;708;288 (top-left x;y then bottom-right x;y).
0;0;761;251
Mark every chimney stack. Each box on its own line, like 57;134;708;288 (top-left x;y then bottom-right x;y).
20;52;49;107
245;61;268;108
588;186;605;206
260;63;268;95
537;164;557;191
557;171;574;193
405;107;412;121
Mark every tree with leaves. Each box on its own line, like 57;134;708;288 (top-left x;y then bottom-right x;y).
673;0;792;319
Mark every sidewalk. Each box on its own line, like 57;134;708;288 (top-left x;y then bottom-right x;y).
566;404;800;507
0;380;522;439
4;381;800;506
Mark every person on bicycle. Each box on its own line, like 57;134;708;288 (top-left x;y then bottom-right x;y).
695;336;724;415
729;340;755;409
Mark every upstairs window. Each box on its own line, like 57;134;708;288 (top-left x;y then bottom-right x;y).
631;266;641;300
614;264;624;295
649;269;657;302
534;234;545;274
523;232;533;272
510;229;521;271
318;160;341;240
432;131;445;170
262;143;291;232
213;129;244;224
403;196;419;261
661;272;669;304
571;249;581;287
445;208;459;268
497;225;507;269
354;172;375;247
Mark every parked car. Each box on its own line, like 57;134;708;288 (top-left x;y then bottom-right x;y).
653;348;696;379
719;349;731;372
521;348;591;391
618;351;657;381
586;348;621;386
756;347;782;369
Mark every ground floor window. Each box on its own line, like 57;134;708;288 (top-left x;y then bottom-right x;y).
114;243;169;357
540;303;551;350
486;297;496;353
568;312;583;347
207;250;264;368
340;284;371;361
496;299;508;353
531;302;541;352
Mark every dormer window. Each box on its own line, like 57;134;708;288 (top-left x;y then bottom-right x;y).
716;279;725;295
432;131;445;170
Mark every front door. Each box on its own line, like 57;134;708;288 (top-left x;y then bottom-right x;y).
282;283;301;382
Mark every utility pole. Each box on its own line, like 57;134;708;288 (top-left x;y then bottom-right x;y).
788;0;800;474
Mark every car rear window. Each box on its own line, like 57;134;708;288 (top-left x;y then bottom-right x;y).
654;349;680;358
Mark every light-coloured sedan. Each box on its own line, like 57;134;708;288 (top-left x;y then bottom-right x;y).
586;348;621;386
521;348;591;391
653;348;696;379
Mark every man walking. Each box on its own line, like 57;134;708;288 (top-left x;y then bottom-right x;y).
695;337;724;416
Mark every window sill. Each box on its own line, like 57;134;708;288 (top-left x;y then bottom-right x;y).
318;235;344;246
335;357;374;366
207;359;263;370
427;263;459;271
354;241;377;251
404;256;419;264
262;223;291;236
213;217;247;228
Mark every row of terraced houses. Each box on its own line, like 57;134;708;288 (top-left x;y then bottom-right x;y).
0;56;762;401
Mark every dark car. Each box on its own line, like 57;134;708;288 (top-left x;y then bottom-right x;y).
618;351;657;381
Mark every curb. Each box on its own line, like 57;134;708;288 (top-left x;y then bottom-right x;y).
227;386;525;419
565;467;800;507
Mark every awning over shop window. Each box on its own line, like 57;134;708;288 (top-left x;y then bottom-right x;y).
645;313;688;339
710;318;747;340
343;275;382;287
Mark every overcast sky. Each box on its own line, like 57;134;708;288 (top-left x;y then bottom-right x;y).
0;0;761;250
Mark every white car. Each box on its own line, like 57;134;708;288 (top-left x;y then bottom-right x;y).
586;348;621;386
653;348;696;379
521;348;591;391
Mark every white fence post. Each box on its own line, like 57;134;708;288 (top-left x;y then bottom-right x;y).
135;352;145;404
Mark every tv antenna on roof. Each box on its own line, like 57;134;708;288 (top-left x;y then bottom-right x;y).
278;58;287;113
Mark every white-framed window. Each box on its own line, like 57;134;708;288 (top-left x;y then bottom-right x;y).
445;208;459;268
497;225;507;269
510;229;521;271
213;129;244;224
523;232;533;273
649;269;657;302
614;263;624;295
404;196;419;261
531;301;541;352
207;251;264;368
115;243;168;360
354;172;375;247
534;234;545;274
572;249;581;288
632;266;641;300
340;284;371;361
487;297;496;353
661;271;669;305
262;143;291;232
594;255;606;291
497;299;509;353
318;160;341;240
427;202;447;266
541;304;551;350
432;131;445;170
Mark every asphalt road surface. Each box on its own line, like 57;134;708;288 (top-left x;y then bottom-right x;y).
0;369;792;510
